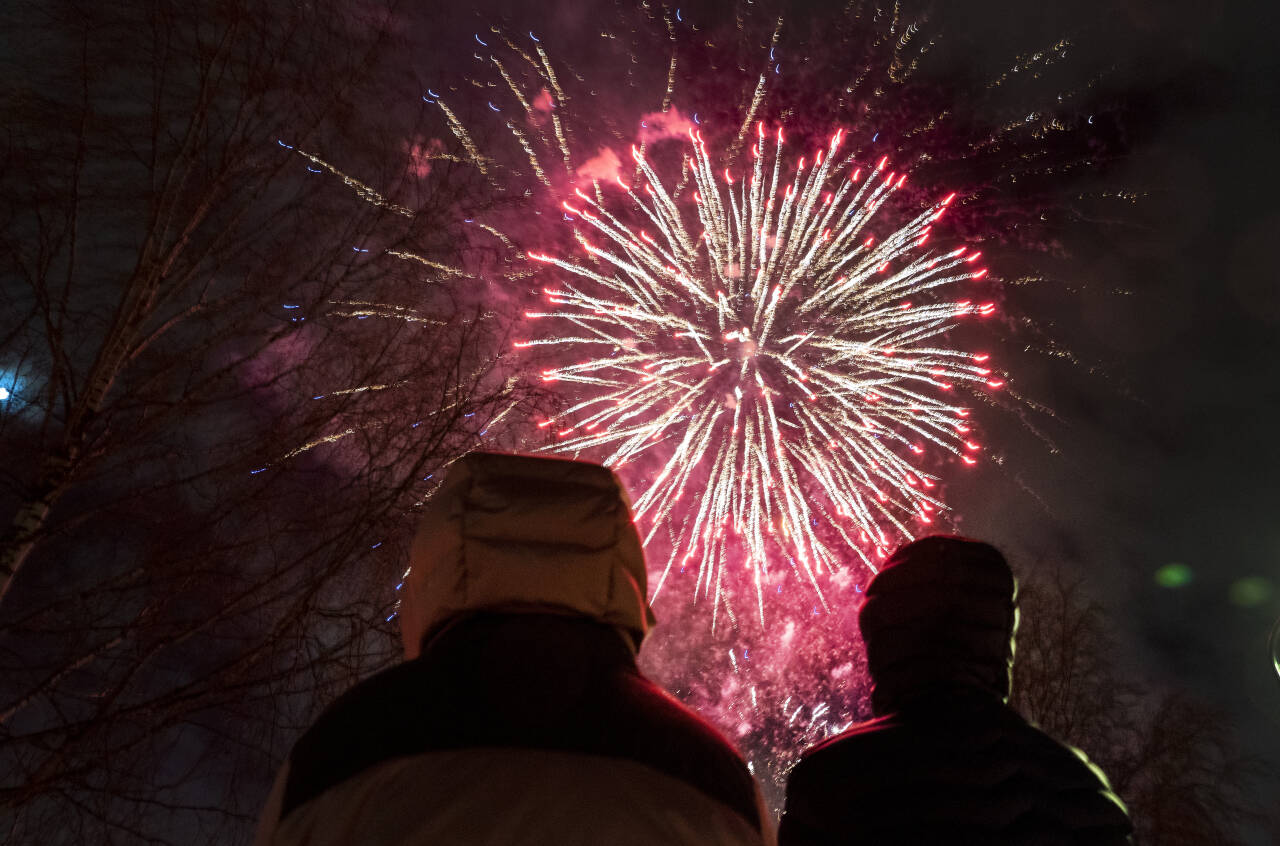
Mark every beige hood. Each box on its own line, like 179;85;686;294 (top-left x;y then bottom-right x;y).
400;452;656;660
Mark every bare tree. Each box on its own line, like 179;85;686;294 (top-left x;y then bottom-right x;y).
0;0;379;598
1012;569;1267;845
0;2;534;842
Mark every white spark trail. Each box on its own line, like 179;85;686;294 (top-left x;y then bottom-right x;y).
521;124;999;627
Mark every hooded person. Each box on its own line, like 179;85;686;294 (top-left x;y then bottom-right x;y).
254;452;772;846
778;535;1133;846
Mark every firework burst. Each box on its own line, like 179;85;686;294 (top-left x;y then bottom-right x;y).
520;121;998;626
274;2;1124;808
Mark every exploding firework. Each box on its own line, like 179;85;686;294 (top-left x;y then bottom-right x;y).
275;1;1124;810
521;124;998;627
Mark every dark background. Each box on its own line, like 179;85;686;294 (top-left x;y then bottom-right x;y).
924;1;1280;840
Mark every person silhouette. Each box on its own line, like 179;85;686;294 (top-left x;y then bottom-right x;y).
254;452;770;845
779;535;1132;845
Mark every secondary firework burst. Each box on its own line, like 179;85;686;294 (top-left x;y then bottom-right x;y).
518;121;999;626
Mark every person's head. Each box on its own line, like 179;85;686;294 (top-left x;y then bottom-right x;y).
859;535;1018;714
398;451;655;660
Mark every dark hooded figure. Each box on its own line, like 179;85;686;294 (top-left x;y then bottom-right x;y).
778;535;1133;846
255;452;771;846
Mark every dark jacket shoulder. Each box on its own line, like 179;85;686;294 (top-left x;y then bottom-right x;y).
781;695;1131;845
282;614;761;832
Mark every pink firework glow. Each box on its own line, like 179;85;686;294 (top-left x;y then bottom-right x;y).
520;124;998;626
273;2;1123;810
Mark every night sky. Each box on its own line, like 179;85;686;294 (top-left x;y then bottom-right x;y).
923;0;1280;838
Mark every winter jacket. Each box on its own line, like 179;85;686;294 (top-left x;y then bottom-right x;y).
779;690;1133;846
779;536;1132;846
255;452;770;846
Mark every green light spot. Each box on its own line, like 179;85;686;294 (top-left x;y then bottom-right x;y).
1228;576;1273;607
1155;562;1193;588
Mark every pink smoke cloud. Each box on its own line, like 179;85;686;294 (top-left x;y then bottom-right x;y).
403;136;444;179
637;107;697;144
575;146;624;183
574;108;700;184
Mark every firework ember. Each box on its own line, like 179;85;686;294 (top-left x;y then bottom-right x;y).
521;122;997;626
